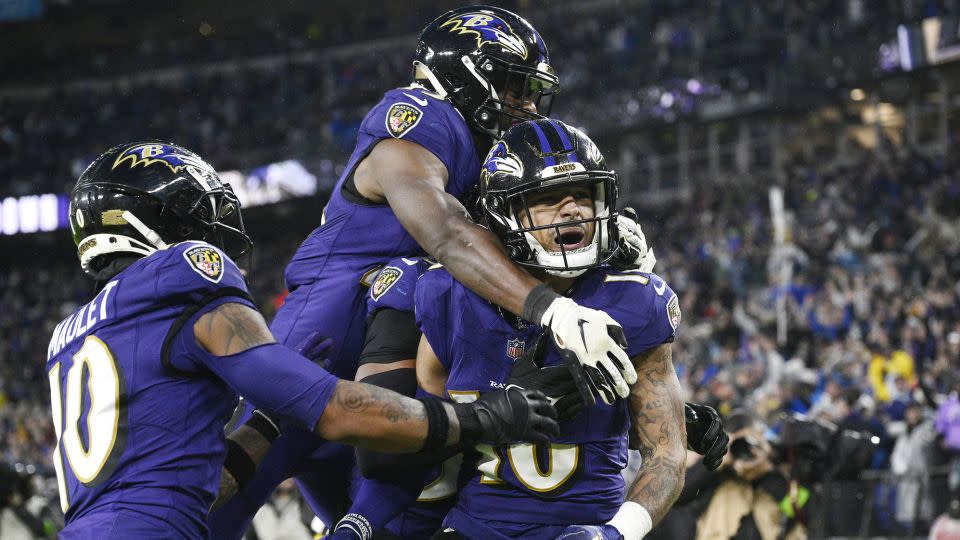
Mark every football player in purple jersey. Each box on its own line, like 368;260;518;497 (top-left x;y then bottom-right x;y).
47;141;559;539
416;120;686;540
209;6;657;538
331;120;726;540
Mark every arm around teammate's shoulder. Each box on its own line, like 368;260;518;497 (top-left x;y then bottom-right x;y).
357;139;638;405
355;138;540;316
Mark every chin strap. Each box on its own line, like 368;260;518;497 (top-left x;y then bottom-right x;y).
412;61;449;99
122;211;169;250
78;211;171;278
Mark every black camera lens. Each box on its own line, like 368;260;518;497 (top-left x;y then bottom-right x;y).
730;436;759;460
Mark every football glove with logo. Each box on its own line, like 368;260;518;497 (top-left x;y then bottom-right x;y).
544;299;634;406
506;334;586;421
685;402;728;471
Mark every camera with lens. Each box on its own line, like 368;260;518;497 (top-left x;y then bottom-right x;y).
769;414;878;484
730;435;762;461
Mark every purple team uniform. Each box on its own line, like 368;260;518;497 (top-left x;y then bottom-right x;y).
208;85;481;536
416;266;680;540
360;257;456;540
45;241;338;539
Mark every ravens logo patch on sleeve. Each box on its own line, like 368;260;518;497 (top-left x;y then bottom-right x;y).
385;103;423;138
667;294;682;330
183;245;224;283
370;266;403;300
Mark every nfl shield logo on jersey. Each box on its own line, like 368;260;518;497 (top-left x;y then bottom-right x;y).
506;338;525;360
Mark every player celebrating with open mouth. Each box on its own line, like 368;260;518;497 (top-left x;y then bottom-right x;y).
411;119;688;540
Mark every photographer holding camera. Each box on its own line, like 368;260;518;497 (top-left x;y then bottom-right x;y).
665;410;808;540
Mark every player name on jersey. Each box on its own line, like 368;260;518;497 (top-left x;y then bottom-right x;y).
47;281;117;361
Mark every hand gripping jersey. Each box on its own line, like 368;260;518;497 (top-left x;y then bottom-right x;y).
45;242;262;539
416;267;680;540
209;86;482;537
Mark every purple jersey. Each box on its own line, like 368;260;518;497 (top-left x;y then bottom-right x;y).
44;242;253;538
209;86;482;538
362;257;454;539
272;85;479;378
46;241;338;539
366;257;434;316
415;267;680;538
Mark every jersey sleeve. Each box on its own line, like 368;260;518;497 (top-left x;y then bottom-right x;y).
366;257;430;316
155;241;253;301
414;267;456;373
601;271;681;357
155;241;258;375
359;88;465;179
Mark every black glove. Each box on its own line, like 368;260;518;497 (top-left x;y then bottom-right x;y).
454;387;559;446
507;334;585;421
685;402;728;470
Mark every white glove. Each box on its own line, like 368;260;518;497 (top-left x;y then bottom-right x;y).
614;207;657;273
540;297;636;405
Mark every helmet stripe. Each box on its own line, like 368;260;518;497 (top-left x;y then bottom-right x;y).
548;120;578;163
529;121;556;166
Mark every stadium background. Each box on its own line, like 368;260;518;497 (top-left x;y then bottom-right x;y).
2;0;960;538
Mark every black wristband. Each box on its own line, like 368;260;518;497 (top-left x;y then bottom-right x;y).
451;402;482;446
246;409;281;443
418;397;449;453
223;439;256;489
522;283;561;324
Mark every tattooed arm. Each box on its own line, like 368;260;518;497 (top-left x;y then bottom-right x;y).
193;302;452;453
626;342;687;525
211;424;273;511
193;302;557;454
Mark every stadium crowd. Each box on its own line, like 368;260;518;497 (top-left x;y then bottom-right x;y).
0;0;934;195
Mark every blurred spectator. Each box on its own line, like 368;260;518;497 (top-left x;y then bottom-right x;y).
247;479;314;540
891;402;937;530
0;462;49;539
937;381;960;496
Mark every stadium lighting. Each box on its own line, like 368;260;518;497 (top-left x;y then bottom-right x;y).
850;88;866;101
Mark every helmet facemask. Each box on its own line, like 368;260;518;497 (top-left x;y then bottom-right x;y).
462;55;558;137
183;182;252;261
485;173;619;277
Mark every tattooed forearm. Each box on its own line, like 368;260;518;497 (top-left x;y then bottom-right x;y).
210;425;275;511
626;343;687;524
194;302;276;356
317;381;431;452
